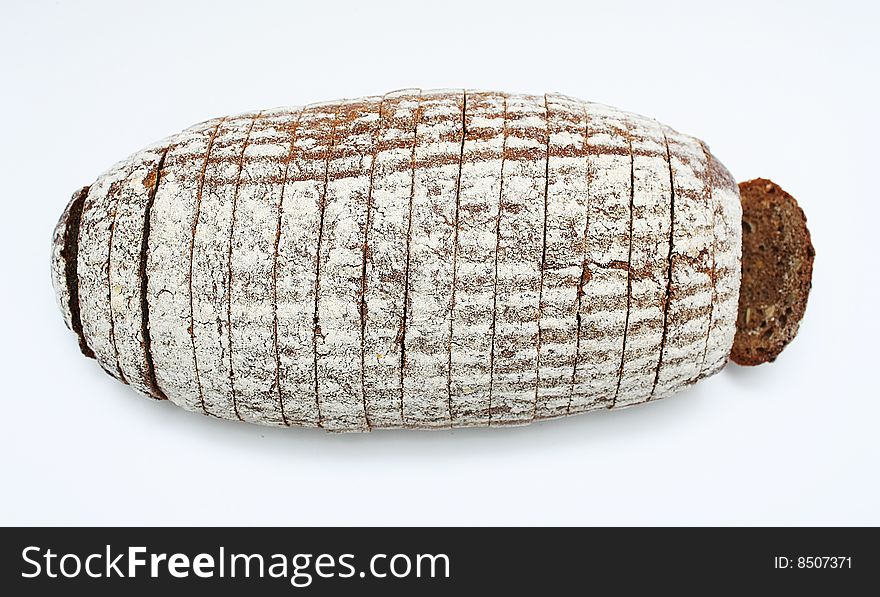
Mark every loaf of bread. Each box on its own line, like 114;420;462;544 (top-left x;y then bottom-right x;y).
50;89;813;431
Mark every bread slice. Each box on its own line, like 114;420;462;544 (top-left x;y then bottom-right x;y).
109;144;177;399
51;186;92;357
78;159;137;381
275;102;341;428
229;109;300;426
315;98;380;432
700;151;742;377
569;102;632;413
731;178;814;365
649;126;714;399
185;113;262;417
612;111;673;407
447;91;505;427
488;93;547;426
401;90;464;428
361;89;421;429
534;94;589;419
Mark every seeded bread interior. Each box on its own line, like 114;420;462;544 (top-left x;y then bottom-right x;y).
731;178;814;365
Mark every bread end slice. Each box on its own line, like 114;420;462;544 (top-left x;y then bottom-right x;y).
731;178;814;365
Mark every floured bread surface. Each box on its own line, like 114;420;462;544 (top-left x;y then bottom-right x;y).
53;90;744;431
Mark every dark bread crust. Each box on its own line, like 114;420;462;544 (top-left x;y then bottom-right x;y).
731;179;814;365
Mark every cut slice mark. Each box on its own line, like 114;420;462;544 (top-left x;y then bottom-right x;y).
227;112;264;422
272;110;305;427
188;118;226;416
63;186;95;359
694;140;718;381
446;89;467;427
487;94;509;427
140;150;169;400
399;91;423;426
313;105;343;429
649;128;676;400
531;94;551;420
566;105;590;416
611;125;636;408
358;97;387;431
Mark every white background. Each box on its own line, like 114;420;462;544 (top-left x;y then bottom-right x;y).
1;0;877;525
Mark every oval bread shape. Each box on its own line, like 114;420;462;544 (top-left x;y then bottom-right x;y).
52;90;742;431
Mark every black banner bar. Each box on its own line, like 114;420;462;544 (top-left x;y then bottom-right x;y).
1;527;876;593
